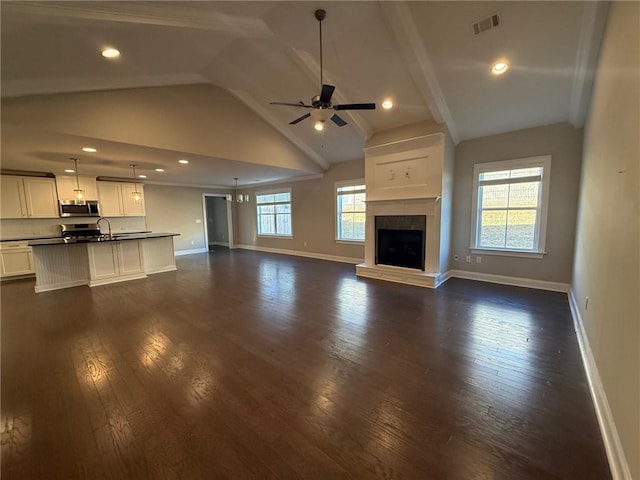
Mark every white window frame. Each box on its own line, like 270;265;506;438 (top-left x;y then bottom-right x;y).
256;187;293;238
335;179;366;244
470;155;551;258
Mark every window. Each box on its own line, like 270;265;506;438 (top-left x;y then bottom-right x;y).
336;180;366;242
471;155;551;257
256;189;292;237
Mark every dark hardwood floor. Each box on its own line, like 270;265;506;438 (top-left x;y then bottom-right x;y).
1;250;610;479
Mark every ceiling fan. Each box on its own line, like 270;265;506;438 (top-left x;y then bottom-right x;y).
270;9;376;130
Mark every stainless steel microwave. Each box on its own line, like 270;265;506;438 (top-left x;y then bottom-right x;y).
59;200;100;217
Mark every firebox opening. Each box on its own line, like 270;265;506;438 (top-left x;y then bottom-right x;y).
376;228;425;271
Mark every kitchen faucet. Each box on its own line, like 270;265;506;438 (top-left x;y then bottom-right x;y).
97;217;112;239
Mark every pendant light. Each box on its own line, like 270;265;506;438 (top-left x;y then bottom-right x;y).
227;178;249;203
70;158;85;203
130;164;143;204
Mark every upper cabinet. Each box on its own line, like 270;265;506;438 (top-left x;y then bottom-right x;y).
56;175;98;202
0;175;59;219
97;182;145;217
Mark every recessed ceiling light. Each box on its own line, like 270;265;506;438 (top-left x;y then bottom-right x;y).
155;168;165;172
382;100;393;110
491;61;509;75
82;147;97;153
138;174;147;179
64;169;75;173
101;48;120;59
178;159;189;164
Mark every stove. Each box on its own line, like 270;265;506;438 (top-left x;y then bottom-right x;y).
60;223;103;239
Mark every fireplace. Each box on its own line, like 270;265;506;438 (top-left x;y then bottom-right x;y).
375;215;426;271
357;131;452;288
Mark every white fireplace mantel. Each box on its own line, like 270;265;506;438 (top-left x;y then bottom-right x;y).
357;131;453;288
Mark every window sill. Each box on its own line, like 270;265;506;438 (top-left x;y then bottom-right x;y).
336;239;365;245
257;234;293;239
470;248;547;259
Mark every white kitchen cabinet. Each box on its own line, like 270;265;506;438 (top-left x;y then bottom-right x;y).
1;176;27;218
0;242;35;278
0;176;59;219
97;182;145;217
55;175;98;201
87;240;145;286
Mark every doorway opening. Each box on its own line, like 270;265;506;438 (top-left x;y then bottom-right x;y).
202;194;234;252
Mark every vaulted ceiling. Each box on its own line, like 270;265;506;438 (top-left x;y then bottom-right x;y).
0;1;608;187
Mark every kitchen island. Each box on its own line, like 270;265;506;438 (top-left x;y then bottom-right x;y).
29;233;179;292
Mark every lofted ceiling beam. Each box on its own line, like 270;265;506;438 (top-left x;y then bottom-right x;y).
228;89;330;171
4;1;273;38
568;1;610;127
379;1;459;144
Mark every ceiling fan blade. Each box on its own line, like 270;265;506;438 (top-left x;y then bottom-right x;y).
289;113;311;125
320;84;335;104
334;103;376;110
271;101;313;108
330;114;347;127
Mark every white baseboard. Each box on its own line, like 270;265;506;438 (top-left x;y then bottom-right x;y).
568;290;631;480
34;279;87;293
175;248;208;256
236;244;363;265
449;269;570;292
89;273;147;287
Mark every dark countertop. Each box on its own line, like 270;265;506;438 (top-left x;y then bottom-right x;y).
1;235;62;243
28;232;179;247
2;230;152;243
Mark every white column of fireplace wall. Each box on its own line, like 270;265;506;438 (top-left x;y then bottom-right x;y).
361;133;446;280
365;198;441;274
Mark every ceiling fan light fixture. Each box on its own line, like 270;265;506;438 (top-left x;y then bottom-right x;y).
269;9;375;130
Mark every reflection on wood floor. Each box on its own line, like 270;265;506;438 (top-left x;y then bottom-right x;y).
1;250;611;479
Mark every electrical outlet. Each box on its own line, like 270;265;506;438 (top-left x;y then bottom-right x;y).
195;219;202;224
304;241;308;247
585;297;589;310
466;255;471;263
191;240;195;245
453;255;459;261
476;256;482;263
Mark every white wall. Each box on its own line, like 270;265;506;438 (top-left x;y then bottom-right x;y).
451;122;583;284
235;160;365;261
572;2;640;477
144;184;231;253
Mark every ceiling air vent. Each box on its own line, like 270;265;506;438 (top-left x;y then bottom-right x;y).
472;11;501;35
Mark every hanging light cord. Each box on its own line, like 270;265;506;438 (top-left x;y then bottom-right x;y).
73;158;81;191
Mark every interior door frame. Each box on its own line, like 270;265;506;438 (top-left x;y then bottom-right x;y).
202;194;234;249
